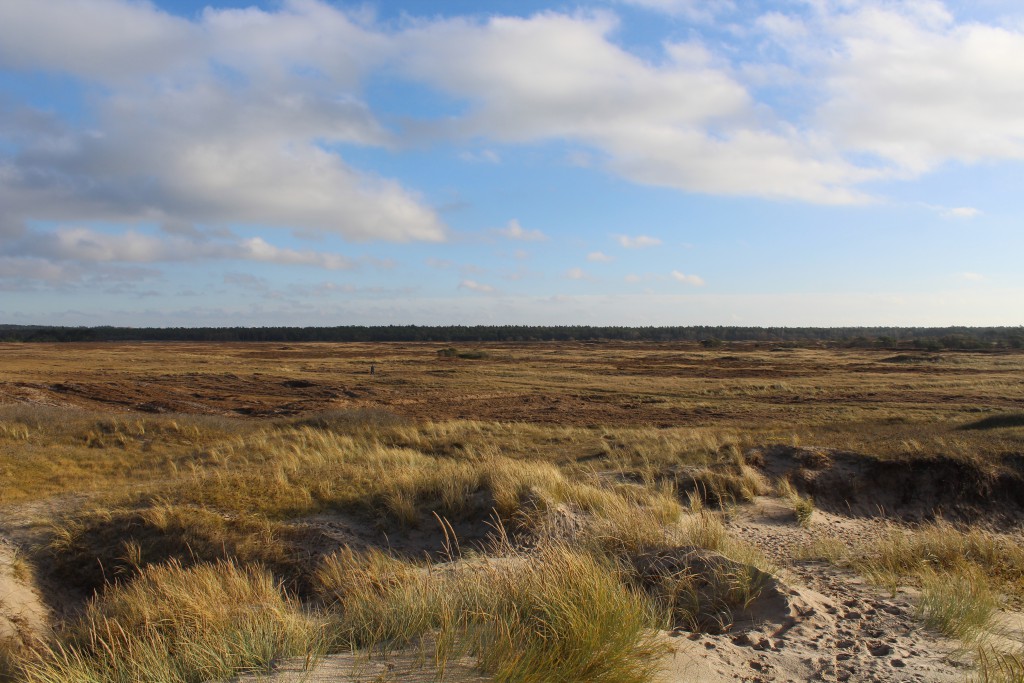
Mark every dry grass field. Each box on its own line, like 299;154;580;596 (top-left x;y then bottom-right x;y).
1;341;1023;682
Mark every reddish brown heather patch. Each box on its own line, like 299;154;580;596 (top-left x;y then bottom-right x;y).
2;342;1023;429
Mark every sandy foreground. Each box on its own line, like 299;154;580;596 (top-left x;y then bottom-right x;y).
0;497;987;683
222;500;993;683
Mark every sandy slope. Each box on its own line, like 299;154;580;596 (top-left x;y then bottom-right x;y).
228;502;981;683
0;540;47;651
0;494;1015;682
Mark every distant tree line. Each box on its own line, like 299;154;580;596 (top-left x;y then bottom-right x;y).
0;325;1021;349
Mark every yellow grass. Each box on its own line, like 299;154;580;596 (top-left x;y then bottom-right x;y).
3;343;1024;682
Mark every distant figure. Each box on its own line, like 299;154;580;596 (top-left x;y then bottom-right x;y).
370;364;375;375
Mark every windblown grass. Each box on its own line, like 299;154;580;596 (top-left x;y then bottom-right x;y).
22;561;323;683
776;478;814;527
46;505;318;594
917;567;998;641
5;341;1024;682
974;646;1024;683
315;543;664;683
853;521;1024;599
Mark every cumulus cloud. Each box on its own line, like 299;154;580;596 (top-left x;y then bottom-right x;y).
0;0;444;245
496;219;548;241
458;279;496;293
396;3;1024;203
614;0;736;21
5;0;1024;313
399;11;870;203
459;149;501;164
0;0;197;82
959;271;986;281
3;225;359;271
808;2;1024;175
240;238;355;270
7;0;1019;240
587;251;613;262
942;206;982;219
671;270;705;286
617;234;662;248
0;254;159;291
566;267;588;280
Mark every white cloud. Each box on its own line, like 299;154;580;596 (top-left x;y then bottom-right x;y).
0;254;160;291
496;219;547;241
587;251;613;262
943;206;982;219
240;238;354;270
755;12;809;41
0;0;197;82
458;279;495;293
4;225;359;271
614;0;736;21
400;11;867;204
395;4;1024;203
617;234;662;248
566;267;588;280
671;270;706;286
4;0;1024;284
624;274;643;283
959;271;986;281
459;149;501;164
816;2;1024;174
0;0;444;244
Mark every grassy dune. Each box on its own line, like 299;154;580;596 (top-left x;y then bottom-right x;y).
1;343;1023;681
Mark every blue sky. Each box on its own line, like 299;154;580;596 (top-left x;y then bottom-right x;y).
1;0;1022;326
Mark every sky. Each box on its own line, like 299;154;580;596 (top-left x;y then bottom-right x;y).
1;0;1023;327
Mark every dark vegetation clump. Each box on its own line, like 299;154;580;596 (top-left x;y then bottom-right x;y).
958;413;1024;431
436;347;489;359
286;408;409;432
882;354;942;364
46;506;326;596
